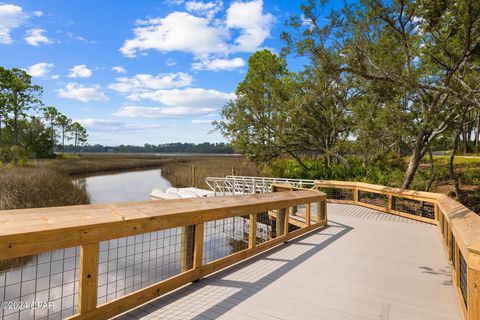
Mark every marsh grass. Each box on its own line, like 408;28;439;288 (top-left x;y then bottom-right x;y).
0;166;90;210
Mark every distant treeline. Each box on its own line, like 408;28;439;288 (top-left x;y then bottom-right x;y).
61;142;235;154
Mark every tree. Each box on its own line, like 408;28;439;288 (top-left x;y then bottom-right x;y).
0;67;42;145
69;122;88;154
42;106;60;155
216;50;305;166
56;114;72;153
283;0;480;188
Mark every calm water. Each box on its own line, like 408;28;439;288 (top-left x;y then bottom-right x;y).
76;168;171;204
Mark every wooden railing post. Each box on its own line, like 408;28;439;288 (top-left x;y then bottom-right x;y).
276;208;286;237
306;203;311;227
181;225;196;272
193;223;204;277
353;188;359;203
388;194;393;212
78;242;99;314
249;213;257;249
468;245;480;320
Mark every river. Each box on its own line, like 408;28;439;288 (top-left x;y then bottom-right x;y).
76;168;171;203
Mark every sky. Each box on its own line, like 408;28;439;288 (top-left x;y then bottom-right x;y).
0;0;309;146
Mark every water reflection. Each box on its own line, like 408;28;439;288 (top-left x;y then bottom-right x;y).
75;168;171;204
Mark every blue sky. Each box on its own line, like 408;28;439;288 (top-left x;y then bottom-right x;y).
0;0;307;145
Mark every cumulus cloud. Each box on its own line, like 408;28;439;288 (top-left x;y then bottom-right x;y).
109;72;192;94
125;87;235;108
111;66;126;74
191;119;214;124
33;11;43;17
57;83;109;102
25;62;54;78
113;106;215;118
185;0;222;19
120;12;229;58
68;64;93;78
192;57;245;71
25;28;52;46
226;0;274;52
120;0;273;59
78;118;163;131
0;4;26;44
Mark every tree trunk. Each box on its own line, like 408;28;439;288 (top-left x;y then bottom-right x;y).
62;127;65;153
425;148;436;192
449;129;463;202
13;110;19;145
51;120;55;155
402;131;425;189
462;124;468;154
0;115;3;147
74;133;78;154
475;112;480;154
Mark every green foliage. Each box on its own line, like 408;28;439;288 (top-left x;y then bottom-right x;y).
0;145;31;165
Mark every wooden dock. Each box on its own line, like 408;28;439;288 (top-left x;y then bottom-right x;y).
116;204;462;320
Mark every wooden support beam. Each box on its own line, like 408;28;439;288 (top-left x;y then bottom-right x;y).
276;208;286;237
193;223;204;274
305;203;311;227
249;213;257;249
468;246;480;320
181;225;195;272
78;242;99;314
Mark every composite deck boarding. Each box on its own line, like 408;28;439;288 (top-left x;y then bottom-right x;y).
117;203;462;320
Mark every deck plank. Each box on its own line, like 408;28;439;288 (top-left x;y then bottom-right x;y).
116;203;462;320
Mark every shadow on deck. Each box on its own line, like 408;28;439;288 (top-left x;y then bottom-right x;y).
116;204;462;320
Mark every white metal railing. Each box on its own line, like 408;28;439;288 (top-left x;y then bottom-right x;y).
205;176;316;196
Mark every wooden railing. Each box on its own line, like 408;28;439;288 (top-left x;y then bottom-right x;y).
0;190;327;320
315;180;480;320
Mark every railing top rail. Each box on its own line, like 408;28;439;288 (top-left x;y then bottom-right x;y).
0;190;325;260
315;180;441;201
315;179;480;254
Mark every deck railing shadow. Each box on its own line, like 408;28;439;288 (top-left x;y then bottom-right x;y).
115;220;352;320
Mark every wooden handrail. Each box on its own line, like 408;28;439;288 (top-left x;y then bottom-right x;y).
314;180;480;320
0;190;327;320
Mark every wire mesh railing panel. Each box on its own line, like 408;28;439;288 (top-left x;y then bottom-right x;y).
391;197;435;219
358;191;388;209
97;227;192;305
460;251;467;307
255;212;275;245
0;247;80;320
319;188;354;201
203;217;249;264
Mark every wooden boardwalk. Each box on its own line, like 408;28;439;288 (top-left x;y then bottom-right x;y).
115;203;462;320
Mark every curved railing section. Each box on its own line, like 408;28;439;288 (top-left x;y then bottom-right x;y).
0;191;326;320
314;180;480;320
205;176;315;195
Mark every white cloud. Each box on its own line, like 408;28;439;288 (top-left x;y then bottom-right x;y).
192;119;214;124
126;87;235;108
113;106;215;118
120;12;229;57
120;0;273;59
57;83;109;102
192;57;245;71
166;59;177;66
68;64;93;78
226;0;274;52
185;1;222;19
25;62;54;78
78;118;163;131
111;66;126;74
0;4;26;44
25;28;52;46
109;72;193;94
51;74;60;80
33;11;43;17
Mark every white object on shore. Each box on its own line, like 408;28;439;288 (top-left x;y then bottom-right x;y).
150;187;217;199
